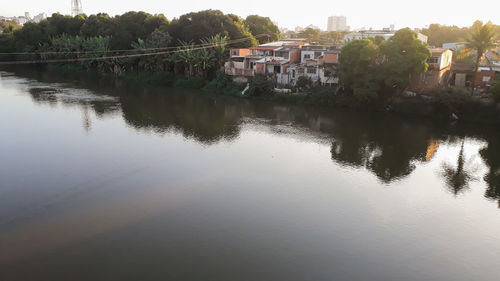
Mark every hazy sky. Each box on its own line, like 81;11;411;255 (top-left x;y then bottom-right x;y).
1;0;498;30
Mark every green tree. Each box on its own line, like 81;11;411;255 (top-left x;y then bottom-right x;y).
131;29;172;72
296;76;312;91
420;24;469;47
465;21;496;94
80;13;116;38
0;20;21;33
46;13;87;36
12;21;50;51
319;31;346;44
379;28;431;94
338;38;380;100
248;74;274;97
200;33;229;71
490;77;500;102
193;48;215;77
168;10;257;48
244;15;280;43
111;12;168;49
0;33;15;53
297;28;321;42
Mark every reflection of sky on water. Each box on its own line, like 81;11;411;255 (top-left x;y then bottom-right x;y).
1;69;500;281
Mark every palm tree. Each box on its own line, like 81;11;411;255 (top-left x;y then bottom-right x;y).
177;41;196;77
465;21;496;94
194;48;215;77
441;140;478;195
200;34;229;70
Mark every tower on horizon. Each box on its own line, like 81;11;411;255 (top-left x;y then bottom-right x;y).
71;0;83;16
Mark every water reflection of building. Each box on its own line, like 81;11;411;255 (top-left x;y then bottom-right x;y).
425;139;439;161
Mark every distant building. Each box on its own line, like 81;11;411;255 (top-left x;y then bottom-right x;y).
442;42;466;51
32;13;47;23
344;30;428;44
327;16;348;32
0;12;47;25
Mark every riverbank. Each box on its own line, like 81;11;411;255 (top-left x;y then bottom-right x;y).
3;64;500;125
122;69;500;125
200;72;500;125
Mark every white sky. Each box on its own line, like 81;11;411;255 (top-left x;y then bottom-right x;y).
1;0;499;30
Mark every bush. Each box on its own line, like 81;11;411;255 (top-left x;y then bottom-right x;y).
303;86;337;105
202;71;246;96
248;74;274;97
120;72;174;86
491;79;500;102
353;87;378;102
173;76;207;89
296;76;312;91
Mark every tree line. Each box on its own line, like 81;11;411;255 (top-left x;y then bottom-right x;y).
0;10;281;78
420;21;500;47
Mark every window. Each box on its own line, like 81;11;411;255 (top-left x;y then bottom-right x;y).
307;67;316;74
298;68;304;74
483;76;491;82
427;56;439;64
274;65;281;74
314;52;322;58
304;54;311;59
292;70;296;78
232;50;237;55
276;51;289;59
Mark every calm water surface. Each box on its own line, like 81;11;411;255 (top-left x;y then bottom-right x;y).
1;67;500;281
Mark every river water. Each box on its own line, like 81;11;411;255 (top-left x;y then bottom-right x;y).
1;67;500;281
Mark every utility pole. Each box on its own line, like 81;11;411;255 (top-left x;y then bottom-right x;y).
71;0;83;17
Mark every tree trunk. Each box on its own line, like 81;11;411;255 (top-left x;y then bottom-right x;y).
472;50;482;95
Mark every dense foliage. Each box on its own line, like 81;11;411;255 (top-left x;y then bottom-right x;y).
0;20;22;33
491;78;500;102
465;22;497;75
339;29;431;101
0;10;279;79
420;21;500;47
168;10;257;48
244;15;280;44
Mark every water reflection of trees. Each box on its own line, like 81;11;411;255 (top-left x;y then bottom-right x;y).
329;114;434;183
119;90;242;144
441;141;478;195
28;87;120;119
480;137;500;207
13;66;500;207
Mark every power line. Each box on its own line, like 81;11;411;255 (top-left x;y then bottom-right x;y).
0;36;261;65
0;34;268;56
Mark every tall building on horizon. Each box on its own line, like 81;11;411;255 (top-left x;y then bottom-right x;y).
327;16;348;32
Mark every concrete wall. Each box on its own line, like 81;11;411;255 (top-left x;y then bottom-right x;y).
475;70;497;88
230;49;250;57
